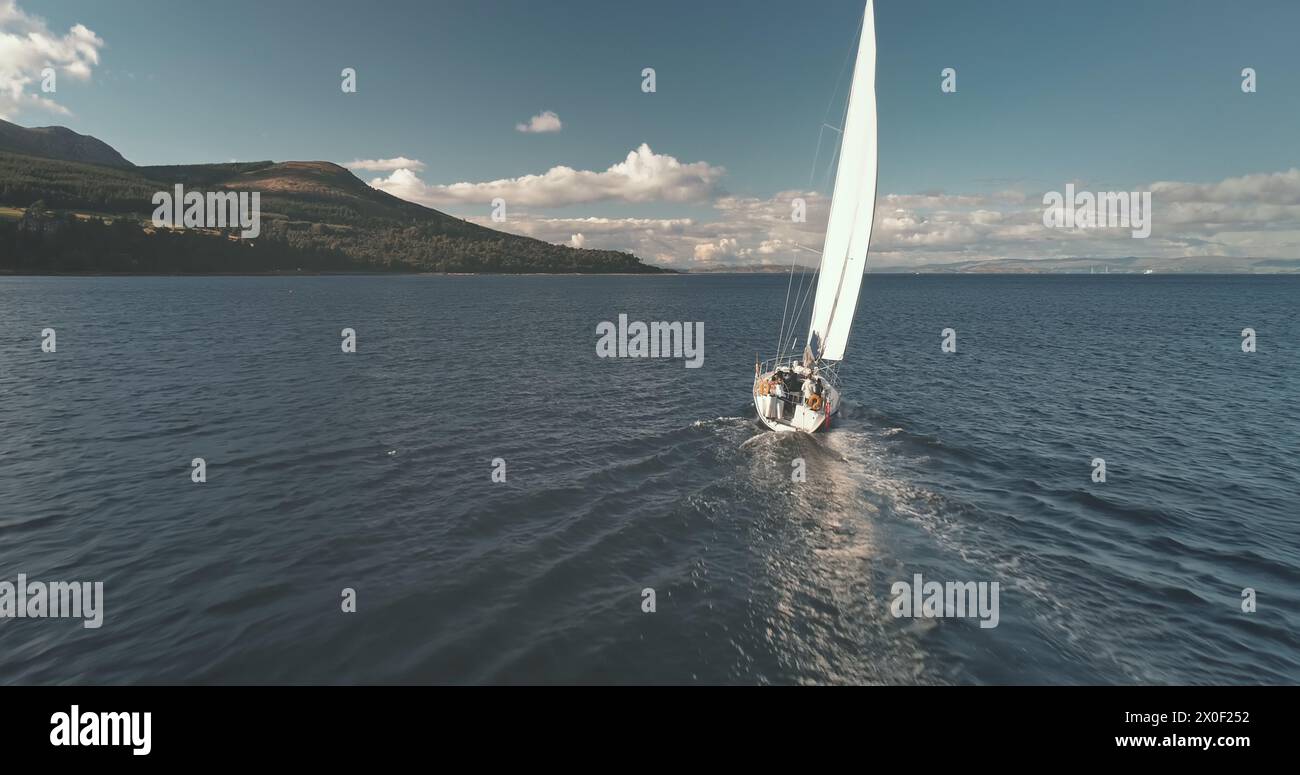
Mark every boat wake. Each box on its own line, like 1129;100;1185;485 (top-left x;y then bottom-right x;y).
689;415;749;429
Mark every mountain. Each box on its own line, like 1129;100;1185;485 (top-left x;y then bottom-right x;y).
147;159;465;226
0;122;668;274
687;261;817;273
0;118;134;168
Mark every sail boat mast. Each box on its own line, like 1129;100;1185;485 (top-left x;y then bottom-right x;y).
805;0;877;363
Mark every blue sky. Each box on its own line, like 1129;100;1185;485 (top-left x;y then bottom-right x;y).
5;0;1300;266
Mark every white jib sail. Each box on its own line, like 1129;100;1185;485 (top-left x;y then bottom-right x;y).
806;0;877;362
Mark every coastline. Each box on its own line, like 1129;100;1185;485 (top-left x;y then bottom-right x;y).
0;269;683;277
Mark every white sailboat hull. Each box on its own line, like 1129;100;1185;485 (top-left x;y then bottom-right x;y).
752;370;840;433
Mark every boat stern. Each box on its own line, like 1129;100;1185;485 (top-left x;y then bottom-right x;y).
753;368;838;433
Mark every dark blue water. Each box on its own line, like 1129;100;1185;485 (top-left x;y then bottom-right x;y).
0;274;1296;684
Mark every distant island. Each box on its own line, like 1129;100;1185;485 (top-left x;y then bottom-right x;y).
687;257;1300;274
860;255;1300;274
0;119;669;275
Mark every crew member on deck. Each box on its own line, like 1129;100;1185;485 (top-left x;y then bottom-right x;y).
772;379;787;419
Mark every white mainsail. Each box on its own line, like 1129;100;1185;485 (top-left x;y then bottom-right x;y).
806;0;877;362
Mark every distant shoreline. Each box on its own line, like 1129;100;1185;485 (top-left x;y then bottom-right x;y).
2;269;1300;278
2;267;1300;276
688;269;1300;276
3;270;1297;278
0;269;682;277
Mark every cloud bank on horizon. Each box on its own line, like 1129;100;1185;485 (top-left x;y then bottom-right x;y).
367;143;725;208
364;147;1300;269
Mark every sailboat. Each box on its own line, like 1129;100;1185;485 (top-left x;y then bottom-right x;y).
752;0;877;434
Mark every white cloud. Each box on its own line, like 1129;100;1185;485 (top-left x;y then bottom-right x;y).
515;110;562;134
357;141;1300;268
693;237;739;263
448;170;1300;269
368;143;724;207
1151;168;1300;205
345;156;426;172
0;0;104;119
